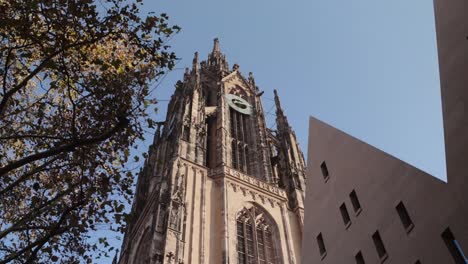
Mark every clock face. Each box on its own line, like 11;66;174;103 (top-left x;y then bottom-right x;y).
225;94;253;115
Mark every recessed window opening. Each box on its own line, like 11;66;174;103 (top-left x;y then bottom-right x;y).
415;260;421;264
396;201;414;232
320;161;329;180
349;190;362;213
442;227;468;264
340;203;351;227
372;231;388;260
317;233;326;258
355;251;365;264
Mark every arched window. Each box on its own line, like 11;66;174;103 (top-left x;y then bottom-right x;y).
236;206;280;264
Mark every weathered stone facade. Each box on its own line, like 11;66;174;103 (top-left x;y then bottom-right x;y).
117;39;305;264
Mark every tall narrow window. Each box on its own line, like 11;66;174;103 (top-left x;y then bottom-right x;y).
442;227;468;264
396;201;414;233
237;220;246;264
355;251;365;264
232;141;238;169
257;226;266;264
239;145;246;172
245;221;255;263
340;203;351;227
230;108;251;174
320;161;329;180
372;231;388;260
349;190;362;214
237;206;280;264
265;229;277;264
317;233;326;258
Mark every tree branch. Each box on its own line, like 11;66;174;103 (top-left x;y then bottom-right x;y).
0;117;129;177
0;206;73;264
0;35;110;117
0;156;60;196
0;182;79;240
2;47;13;94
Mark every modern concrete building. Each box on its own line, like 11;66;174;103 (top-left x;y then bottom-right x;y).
117;39;305;264
302;0;468;263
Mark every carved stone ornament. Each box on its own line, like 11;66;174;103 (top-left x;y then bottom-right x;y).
230;182;238;192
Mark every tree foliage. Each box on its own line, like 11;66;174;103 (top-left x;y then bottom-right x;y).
0;0;179;262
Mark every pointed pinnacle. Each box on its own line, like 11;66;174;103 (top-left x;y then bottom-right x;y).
193;52;199;65
192;52;199;72
213;38;220;54
274;89;283;111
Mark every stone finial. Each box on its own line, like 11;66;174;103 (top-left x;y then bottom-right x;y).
212;38;220;54
274;89;282;111
232;63;239;71
193;52;199;68
192;52;200;75
248;72;254;81
248;72;256;89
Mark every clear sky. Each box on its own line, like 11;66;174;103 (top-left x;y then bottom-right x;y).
98;0;445;262
149;0;445;179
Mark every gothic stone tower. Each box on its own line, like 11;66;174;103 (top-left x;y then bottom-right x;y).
118;39;306;264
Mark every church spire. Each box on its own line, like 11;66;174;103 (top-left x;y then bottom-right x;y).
274;89;288;129
208;37;228;71
274;89;306;210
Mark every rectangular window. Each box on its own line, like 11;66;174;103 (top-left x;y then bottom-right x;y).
320;161;329;180
355;251;365;264
340;203;351;227
396;201;414;232
317;233;326;258
349;190;362;214
372;231;388;260
442;228;468;264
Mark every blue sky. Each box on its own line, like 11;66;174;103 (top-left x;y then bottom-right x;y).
98;0;445;262
149;0;445;179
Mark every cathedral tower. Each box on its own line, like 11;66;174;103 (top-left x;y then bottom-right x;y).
118;39;305;264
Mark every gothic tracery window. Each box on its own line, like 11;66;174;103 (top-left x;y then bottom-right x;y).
236;206;280;264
